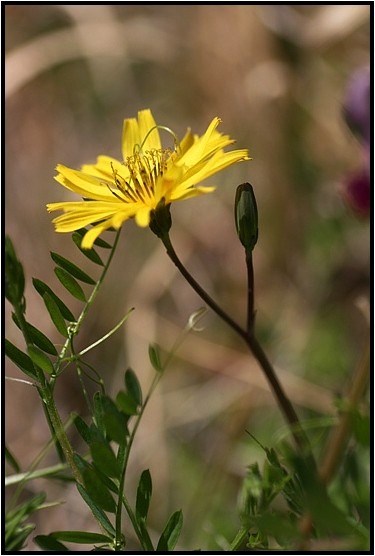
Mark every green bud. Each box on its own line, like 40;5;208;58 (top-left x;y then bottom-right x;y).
149;198;172;238
234;183;258;251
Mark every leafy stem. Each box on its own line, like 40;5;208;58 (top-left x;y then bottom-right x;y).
115;373;160;550
52;229;122;383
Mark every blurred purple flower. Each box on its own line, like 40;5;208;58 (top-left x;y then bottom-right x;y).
342;67;370;217
343;166;370;217
343;66;370;146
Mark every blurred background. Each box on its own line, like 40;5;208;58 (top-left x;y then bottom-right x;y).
5;5;370;551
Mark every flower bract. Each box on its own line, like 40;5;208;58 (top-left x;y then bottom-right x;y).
48;109;250;248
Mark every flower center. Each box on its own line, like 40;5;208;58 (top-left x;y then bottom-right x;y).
108;148;172;204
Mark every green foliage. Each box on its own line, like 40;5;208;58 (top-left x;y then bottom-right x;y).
5;236;25;310
6;207;369;553
27;345;55;375
5;493;46;551
54;267;87;302
232;437;370;551
72;230;104;265
5;339;37;380
148;343;163;372
136;470;153;522
50;251;96;284
12;314;58;355
156;510;184;552
33;278;76;322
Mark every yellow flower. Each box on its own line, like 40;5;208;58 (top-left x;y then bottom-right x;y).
47;109;250;248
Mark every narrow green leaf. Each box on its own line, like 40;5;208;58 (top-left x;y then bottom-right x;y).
54;267;86;302
93;391;106;437
5;339;37;379
149;344;163;372
72;232;104;266
125;368;143;406
99;395;129;445
136;470;152;523
92;466;119;495
90;441;120;479
74;454;116;513
50;531;112;544
42;293;69;338
156;510;183;552
5;236;25;307
76;483;115;537
73;415;92;445
12;314;58;355
92;236;112;249
5;446;20;473
27;345;54;375
33;278;75;321
6;524;35;552
34;535;69;551
51;252;96;285
116;391;139;416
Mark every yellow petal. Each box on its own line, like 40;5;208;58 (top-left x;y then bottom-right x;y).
177;117;221;167
81;156;126;179
138;109;161;151
55;165;115;201
81;221;114;249
122;117;139;160
135;206;151;227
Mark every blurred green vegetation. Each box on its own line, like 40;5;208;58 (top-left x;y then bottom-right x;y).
5;5;370;551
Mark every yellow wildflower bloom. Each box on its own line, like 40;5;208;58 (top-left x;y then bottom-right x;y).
47;109;250;249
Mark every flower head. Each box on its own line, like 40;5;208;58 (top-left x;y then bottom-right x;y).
48;109;250;248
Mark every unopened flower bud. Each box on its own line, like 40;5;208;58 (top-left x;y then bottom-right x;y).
235;183;258;251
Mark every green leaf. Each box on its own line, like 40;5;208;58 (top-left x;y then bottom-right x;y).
136;470;152;522
12;315;58;356
54;267;86;302
149;343;163;372
73;454;116;513
99;395;129;445
27;345;54;375
50;531;112;544
5;340;37;379
92;236;112;249
90;441;120;479
125;368;143;406
76;483;115;537
34;535;69;551
42;292;69;338
92;466;119;495
156;510;183;552
73;415;92;445
5;493;46;551
33;278;75;321
51;252;96;284
253;512;298;546
5;236;25;307
6;524;35;552
72;231;104;266
5;446;20;473
93;391;106;437
116;391;139;416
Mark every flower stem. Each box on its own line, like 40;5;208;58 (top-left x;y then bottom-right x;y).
160;232;313;459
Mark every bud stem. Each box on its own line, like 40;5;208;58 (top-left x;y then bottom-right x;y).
160;232;315;463
246;249;255;334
